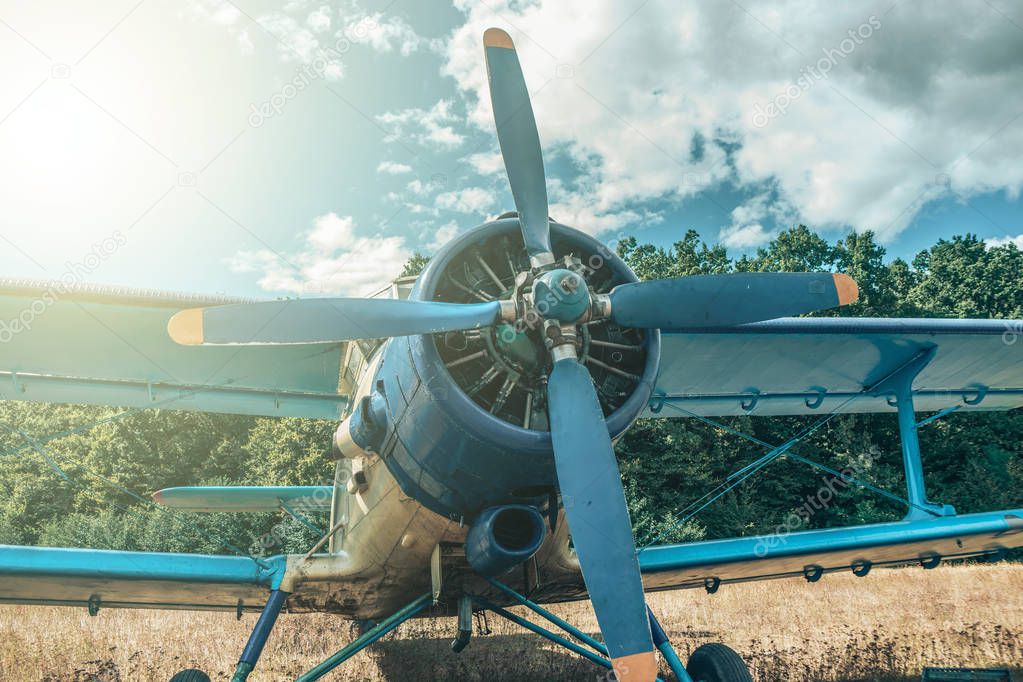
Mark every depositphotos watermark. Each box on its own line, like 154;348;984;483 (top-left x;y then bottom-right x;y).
1004;320;1022;346
0;231;127;344
249;480;337;555
751;15;882;128
248;33;357;128
753;449;884;557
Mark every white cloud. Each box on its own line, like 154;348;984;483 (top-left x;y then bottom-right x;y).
307;212;355;251
986;234;1023;249
342;13;436;56
377;99;465;149
196;2;433;78
228;212;411;296
720;223;772;249
436;187;495;213
306;6;332;33
467;151;505;175
443;1;1023;240
427;221;461;251
377;161;413;175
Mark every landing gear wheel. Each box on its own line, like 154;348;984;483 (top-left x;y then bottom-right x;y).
169;670;211;682
685;643;752;682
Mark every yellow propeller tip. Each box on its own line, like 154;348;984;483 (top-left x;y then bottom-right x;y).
167;308;205;345
611;651;658;682
483;27;514;49
833;273;859;305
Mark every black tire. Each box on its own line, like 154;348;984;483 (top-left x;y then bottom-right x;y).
169;670;211;682
686;643;753;682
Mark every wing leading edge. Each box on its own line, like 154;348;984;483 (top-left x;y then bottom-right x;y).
638;509;1023;592
0;545;368;614
0;545;287;612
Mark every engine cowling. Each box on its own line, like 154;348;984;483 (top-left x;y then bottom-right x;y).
358;218;660;520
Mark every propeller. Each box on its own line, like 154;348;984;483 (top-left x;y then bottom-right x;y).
164;28;861;682
608;272;859;329
547;354;658;680
483;28;554;268
167;298;505;346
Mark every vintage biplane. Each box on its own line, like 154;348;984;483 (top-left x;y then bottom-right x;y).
0;28;1021;682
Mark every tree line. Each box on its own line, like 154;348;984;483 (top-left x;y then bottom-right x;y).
0;227;1019;556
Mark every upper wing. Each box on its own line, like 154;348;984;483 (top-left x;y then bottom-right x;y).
0;279;348;419
648;317;1023;417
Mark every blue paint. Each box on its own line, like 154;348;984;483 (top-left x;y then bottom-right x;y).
864;347;955;520
0;287;347;419
0;545;286;587
639;509;1023;575
296;592;433;682
484;36;551;263
154;486;332;512
487;578;608;656
369;219;660;520
464;505;546;577
916;405;961;428
611;272;843;329
548;357;652;660
474;597;615;672
198;298;502;345
650;317;1023;418
648;607;693;682
533;269;589;322
234;588;290;681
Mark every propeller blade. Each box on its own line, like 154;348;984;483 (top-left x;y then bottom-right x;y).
609;272;858;329
547;357;657;682
483;28;554;268
167;298;503;346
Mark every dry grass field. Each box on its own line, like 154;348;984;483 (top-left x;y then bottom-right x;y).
0;562;1020;681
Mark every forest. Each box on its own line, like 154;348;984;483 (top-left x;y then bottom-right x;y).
0;227;1020;558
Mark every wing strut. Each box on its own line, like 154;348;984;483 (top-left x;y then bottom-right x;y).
231;588;290;682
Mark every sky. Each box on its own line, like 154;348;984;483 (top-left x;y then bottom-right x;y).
0;0;1020;298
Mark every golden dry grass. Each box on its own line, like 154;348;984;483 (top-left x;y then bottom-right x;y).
0;562;1020;681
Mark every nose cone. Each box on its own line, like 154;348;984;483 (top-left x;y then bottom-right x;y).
533;269;590;323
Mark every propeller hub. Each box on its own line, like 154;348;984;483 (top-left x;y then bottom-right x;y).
532;269;590;323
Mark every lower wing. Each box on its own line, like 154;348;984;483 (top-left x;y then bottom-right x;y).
0;545;365;614
638;509;1023;591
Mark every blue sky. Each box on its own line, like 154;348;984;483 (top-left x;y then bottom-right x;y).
0;1;1020;298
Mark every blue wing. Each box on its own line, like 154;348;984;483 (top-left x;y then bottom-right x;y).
0;279;348;418
0;545;287;612
0;544;373;614
638;509;1023;591
648;317;1023;416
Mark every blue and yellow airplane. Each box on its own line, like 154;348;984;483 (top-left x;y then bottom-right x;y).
1;28;1021;682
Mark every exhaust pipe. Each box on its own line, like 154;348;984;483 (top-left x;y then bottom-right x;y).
465;505;547;577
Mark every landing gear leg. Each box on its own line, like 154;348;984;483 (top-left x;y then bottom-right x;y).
647;607;693;682
230;589;291;682
296;592;434;682
450;595;474;653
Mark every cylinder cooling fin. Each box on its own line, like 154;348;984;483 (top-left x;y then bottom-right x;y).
420;218;653;432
